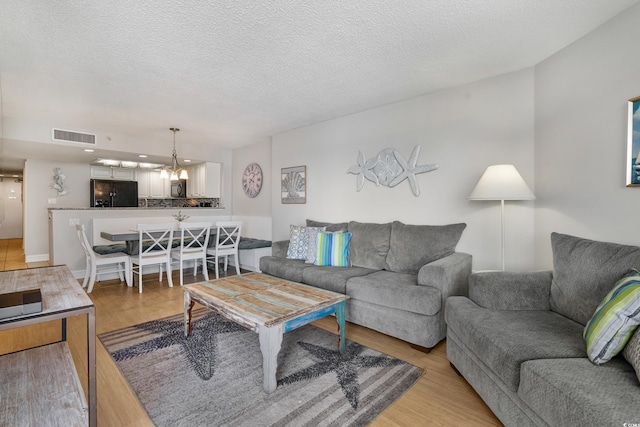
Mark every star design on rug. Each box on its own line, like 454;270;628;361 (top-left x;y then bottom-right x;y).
277;341;405;409
109;313;245;380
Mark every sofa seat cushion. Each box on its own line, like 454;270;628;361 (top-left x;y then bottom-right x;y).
445;297;586;391
302;266;376;294
93;244;127;255
238;238;272;250
346;270;440;316
259;256;310;283
519;357;640;427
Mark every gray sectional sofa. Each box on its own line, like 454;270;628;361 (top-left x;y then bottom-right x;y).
259;219;471;349
446;233;640;426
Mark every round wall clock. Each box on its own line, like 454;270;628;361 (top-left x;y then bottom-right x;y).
242;162;263;198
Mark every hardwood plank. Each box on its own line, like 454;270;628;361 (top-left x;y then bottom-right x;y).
0;239;503;427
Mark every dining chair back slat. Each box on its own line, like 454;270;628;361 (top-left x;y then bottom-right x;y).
171;221;212;286
207;221;242;279
131;223;175;293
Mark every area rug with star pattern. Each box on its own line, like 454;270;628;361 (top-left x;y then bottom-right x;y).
99;308;422;427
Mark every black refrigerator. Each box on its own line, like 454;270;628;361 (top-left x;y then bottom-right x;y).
90;179;138;207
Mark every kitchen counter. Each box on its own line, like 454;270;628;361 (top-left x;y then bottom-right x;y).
48;206;225;210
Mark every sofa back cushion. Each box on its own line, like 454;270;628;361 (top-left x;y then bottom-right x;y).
348;221;392;270
306;219;349;233
385;221;466;274
550;232;640;325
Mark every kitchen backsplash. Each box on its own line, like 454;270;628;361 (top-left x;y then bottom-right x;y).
140;198;220;208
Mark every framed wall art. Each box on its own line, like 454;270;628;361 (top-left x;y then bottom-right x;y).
627;95;640;186
281;165;306;204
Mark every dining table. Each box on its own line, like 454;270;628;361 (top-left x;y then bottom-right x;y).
100;227;217;255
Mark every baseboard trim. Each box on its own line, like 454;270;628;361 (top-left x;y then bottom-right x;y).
26;254;50;263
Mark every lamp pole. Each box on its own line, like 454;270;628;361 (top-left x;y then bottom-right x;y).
500;199;505;271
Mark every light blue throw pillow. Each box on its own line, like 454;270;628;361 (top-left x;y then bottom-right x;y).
315;232;352;267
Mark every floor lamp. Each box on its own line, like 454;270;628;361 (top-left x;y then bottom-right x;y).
469;165;535;271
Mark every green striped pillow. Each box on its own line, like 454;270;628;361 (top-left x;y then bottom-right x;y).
583;269;640;365
315;232;352;267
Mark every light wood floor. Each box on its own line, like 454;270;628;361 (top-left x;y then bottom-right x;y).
0;239;502;426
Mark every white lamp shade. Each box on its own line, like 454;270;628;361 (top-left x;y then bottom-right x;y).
160;169;169;179
179;169;188;180
469;165;535;200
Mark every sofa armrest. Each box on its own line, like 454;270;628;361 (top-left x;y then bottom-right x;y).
469;271;553;311
271;240;290;258
417;252;472;301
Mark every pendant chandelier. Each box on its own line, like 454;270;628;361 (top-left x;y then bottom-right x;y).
160;127;188;181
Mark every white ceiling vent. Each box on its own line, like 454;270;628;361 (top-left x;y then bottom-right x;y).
52;128;96;145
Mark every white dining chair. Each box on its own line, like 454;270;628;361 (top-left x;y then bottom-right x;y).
131;223;175;293
75;224;131;293
206;221;242;279
171;221;212;286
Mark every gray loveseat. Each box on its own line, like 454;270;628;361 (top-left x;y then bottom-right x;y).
446;233;640;426
259;220;471;349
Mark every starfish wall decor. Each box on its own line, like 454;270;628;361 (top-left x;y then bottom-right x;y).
346;145;439;196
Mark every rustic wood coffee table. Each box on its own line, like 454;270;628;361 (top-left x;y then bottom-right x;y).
183;272;348;393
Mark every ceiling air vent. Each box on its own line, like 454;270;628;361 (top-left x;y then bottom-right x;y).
52;128;97;145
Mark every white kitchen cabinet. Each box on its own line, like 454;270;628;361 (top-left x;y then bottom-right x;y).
149;170;170;198
136;169;170;198
186;165;200;197
186;162;221;198
91;166;135;180
136;170;151;197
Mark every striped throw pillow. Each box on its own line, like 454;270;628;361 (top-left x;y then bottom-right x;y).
305;226;327;264
315;232;352;267
583;269;640;365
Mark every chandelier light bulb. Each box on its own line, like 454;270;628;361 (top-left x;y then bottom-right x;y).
162;127;188;180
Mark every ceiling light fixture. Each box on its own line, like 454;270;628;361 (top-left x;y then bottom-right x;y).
160;128;188;181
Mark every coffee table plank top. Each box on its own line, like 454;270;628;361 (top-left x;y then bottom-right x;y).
184;272;347;329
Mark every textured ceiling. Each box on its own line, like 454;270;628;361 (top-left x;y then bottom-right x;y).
0;0;638;168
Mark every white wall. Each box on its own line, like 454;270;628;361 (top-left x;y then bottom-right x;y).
24;159;90;261
534;2;640;268
0;180;23;239
231;140;273;240
232;141;272;218
271;68;536;271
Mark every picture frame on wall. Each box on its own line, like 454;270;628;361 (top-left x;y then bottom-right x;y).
626;95;640;186
281;166;306;204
